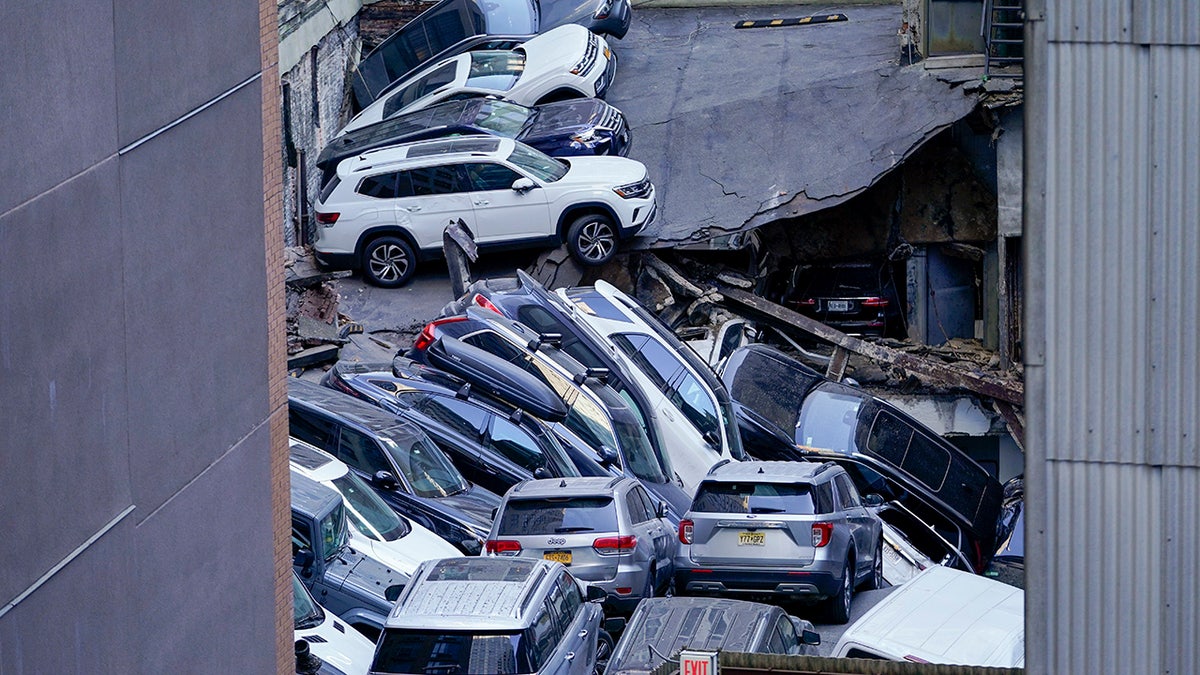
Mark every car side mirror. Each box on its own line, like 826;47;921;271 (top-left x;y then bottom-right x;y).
656;501;667;519
702;431;721;449
461;539;482;556
598;446;619;467
384;584;405;602
511;177;536;192
603;617;627;634
790;617;821;645
533;466;552;480
491;507;499;520
293;548;315;574
373;471;398;490
862;493;885;507
585;585;608;603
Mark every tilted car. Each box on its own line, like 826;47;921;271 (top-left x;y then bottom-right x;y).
341;25;616;136
288;377;500;555
408;310;691;518
605;597;820;675
350;0;633;111
675;460;885;624
719;343;1004;571
780;260;904;338
317;97;630;187
293;570;376;675
289;437;463;577
370;557;616;675
313;136;656;287
486;476;677;613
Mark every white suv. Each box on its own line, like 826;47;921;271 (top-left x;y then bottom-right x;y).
314;136;656;287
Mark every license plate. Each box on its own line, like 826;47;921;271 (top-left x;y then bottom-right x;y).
737;532;765;546
544;551;572;564
826;300;852;312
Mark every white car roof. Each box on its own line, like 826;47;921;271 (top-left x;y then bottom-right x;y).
833;566;1025;667
338;136;513;178
288;437;348;483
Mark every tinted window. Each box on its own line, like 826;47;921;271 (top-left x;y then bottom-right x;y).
625;490;650;524
331;472;409;541
381;433;470;497
516;305;605;369
357;172;398;199
507;142;567;182
498;497;618;534
670;370;720;442
692;482;818;515
844;648;888;660
382;61;459;118
465;51;525;91
767;623;788;655
530;608;559;669
634;486;659;520
415;394;488;438
482;0;537;33
546;581;574;642
319;175;341;202
613;333;680;391
464;162;523;191
812;482;837;514
406;164;467;195
775;616;799;655
291;515;313;554
834;474;861;509
555;573;583;618
487;416;547;471
865;411;913;467
474;100;534;135
795;385;864;454
289;408;336;450
373;630;534;674
337;427;392;474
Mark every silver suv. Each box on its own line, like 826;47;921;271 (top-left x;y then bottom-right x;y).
371;557;609;675
487;477;677;613
674;461;884;624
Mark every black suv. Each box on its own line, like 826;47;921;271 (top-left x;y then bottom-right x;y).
287;377;499;554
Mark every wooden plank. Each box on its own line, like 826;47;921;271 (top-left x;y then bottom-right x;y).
717;285;1024;405
994;400;1026;450
825;345;849;381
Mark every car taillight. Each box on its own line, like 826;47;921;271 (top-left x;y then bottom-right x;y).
485;540;522;556
593;535;637;555
861;297;889;307
473;293;502;315
679;519;693;545
811;522;834;548
796;298;817;307
412;316;468;352
315;212;340;225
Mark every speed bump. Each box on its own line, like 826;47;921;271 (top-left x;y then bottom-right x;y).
735;14;848;29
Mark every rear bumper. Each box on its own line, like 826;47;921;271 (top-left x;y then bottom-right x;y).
674;565;842;600
313;249;356;271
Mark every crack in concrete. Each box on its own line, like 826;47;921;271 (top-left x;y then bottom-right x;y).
698;169;746;199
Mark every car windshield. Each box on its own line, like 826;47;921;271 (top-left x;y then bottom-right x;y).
794;383;863;454
466;51;525;91
373;629;535;674
292;573;324;630
382;434;470;498
331;472;411;542
473;99;535;135
499;497;618;534
383;61;459;119
318;502;350;562
508;142;568;182
692;482;824;515
482;0;538;33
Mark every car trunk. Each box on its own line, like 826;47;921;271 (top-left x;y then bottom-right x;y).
690;514;816;568
496;496;621;581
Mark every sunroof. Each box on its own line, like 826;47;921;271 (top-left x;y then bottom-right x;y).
406;136;501;158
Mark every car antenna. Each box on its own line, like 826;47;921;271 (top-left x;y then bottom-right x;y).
559;479;567;488
757;466;765;474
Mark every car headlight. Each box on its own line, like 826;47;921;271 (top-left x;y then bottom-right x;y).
572;129;598;143
613;178;651;199
594;0;614;19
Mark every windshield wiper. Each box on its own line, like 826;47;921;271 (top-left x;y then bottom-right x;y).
423;664;460;674
750;506;786;514
554;526;595;533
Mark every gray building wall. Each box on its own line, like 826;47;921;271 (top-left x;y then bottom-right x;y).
1025;0;1200;673
0;1;288;672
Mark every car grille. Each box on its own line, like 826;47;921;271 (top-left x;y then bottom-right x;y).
573;32;599;77
598;106;622;131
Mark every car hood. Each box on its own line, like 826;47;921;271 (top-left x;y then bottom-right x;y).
518;24;594;77
323;546;409;611
522;98;610;139
557;156;647;188
351;525;462;577
428;483;501;535
296;610;375;675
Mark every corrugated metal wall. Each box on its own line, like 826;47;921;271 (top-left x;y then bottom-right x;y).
1027;0;1200;672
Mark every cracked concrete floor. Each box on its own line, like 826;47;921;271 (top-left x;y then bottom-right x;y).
605;4;978;248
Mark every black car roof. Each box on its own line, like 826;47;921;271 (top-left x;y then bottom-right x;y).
316;98;482;175
610;597;779;673
287;377;425;444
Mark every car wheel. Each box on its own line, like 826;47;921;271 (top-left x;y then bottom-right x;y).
864;541;884;590
593;629;614;675
361;236;416;288
567;214;618;266
826;556;854;624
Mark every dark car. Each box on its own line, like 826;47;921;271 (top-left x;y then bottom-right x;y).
719;344;1004;572
408;311;691;519
317;97;629;185
781;260;904;338
605;597;820;674
287;377;499;555
323;355;609;498
351;0;633;110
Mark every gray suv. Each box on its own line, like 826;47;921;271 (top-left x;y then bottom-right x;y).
674;461;884;623
487;477;677;613
370;557;611;675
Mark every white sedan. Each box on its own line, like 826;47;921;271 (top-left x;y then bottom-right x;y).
338;24;615;135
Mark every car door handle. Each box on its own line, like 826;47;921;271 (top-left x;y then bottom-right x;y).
577;629;588;638
473;199;489;206
564;652;576;662
403;205;422;212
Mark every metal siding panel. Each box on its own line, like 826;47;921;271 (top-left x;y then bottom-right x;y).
1048;0;1134;43
1134;0;1200;45
1162;467;1200;675
1045;462;1162;673
1148;46;1200;468
1045;42;1151;464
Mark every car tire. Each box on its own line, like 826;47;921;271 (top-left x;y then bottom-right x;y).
594;629;614;675
566;213;618;266
864;541;884;590
826;556;854;624
361;236;416;288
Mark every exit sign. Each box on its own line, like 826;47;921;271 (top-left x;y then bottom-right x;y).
679;650;718;675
